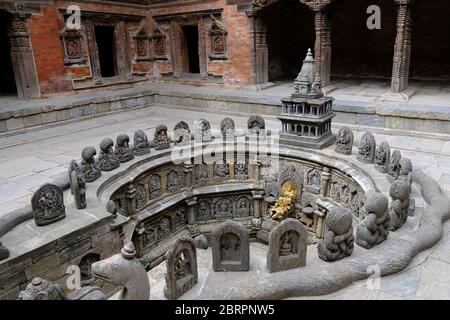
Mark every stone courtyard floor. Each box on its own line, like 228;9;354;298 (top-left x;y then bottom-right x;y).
0;104;449;299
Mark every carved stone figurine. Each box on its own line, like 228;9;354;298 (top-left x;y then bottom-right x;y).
173;121;191;146
220;117;235;139
97;138;120;171
153;124;171;150
194;119;212;142
389;176;411;231
18;277;106;300
247;114;265;134
69;162;86;210
133;129;150;156
31;183;66;226
80;146;101;182
375;141;390;173
335;127;354;155
399;157;413;180
318;206;354;262
355;192;390;249
115;134;134;163
357;132;376;164
91;241;150;300
388;150;402;182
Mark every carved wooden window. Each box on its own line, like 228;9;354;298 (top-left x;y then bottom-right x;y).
132;26;151;61
209;15;227;60
60;26;85;65
152;26;167;60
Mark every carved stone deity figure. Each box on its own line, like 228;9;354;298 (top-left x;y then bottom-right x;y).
214;160;229;179
247;114;265;134
164;238;198;300
375;141;391;173
355;192;390;249
194;119;212;142
115;134;134;163
173;121;191;146
80;146;101;182
97;138;120;171
194;163;209;184
32;183;66;226
220;117;235;139
318;206;354;262
234;158;249;179
133;129;150;156
335;127;354;155
153;125;171;150
399;157;413;180
388;150;402;182
70;163;86;210
389;176;411;231
357;132;376;164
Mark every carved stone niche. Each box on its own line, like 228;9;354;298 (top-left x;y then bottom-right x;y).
208;14;228;60
60;26;85;65
211;220;250;272
267;218;307;273
164;238;198;300
31;183;66;226
79;253;101;286
152;25;167;60
132;26;151;61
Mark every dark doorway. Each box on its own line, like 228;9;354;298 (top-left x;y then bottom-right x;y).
95;26;117;78
261;0;315;81
182;26;200;74
410;0;450;81
0;11;17;96
330;0;396;80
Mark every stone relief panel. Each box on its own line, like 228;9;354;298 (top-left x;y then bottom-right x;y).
60;26;85;65
235;196;252;217
208;14;228;60
166;169;182;193
197;200;213;221
215;199;233;219
149;174;163;200
306;168;321;194
194;163;209;185
135;184;147;209
213;160;230;180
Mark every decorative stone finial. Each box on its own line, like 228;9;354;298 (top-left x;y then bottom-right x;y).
121;241;136;259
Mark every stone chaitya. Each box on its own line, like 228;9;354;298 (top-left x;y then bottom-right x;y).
97;138;120;171
375;141;390;173
80;146;101;182
173;121;191;146
220;117;235;139
267;218;307;273
355;192;390;249
211;221;250;272
357;132;376;164
335;126;354;155
133;129;151;156
318;206;354;262
389;176;412;231
388;150;402;182
164;238;198;300
115;134;134;163
279;49;335;149
154;125;171;150
194;119;212;142
31;183;66;226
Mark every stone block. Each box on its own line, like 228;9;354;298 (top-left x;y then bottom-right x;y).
58;239;92;263
0;286;20;300
95;102;111;114
125;98;138;108
5;117;25;130
0;271;27;291
136;97;146;107
23;114;43;127
0;120;6;132
41;111;57;124
55;109;70;122
25;255;60;279
111;100;123;110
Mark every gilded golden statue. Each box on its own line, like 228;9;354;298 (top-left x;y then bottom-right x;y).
270;186;297;221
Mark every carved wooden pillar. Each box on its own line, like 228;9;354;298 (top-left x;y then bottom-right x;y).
85;19;102;83
391;0;412;93
115;21;131;78
198;17;208;79
8;13;40;99
247;11;268;85
310;3;331;86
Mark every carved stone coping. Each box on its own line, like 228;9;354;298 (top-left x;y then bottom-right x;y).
153;8;223;21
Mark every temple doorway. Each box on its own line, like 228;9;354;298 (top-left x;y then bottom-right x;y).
182;25;200;74
94;26;118;78
0;10;17;96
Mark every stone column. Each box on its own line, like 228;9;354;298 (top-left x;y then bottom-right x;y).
391;0;412;93
247;11;268;85
309;3;332;86
183;163;194;189
252;190;264;218
185;197;197;225
8;13;40;98
320;167;331;198
125;184;137;218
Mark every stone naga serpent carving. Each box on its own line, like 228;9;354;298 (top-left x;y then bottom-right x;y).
91;241;150;300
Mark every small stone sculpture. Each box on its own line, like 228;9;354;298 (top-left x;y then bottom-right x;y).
194;119;212;142
234;158;249;180
335;127;354;155
18;277;106;300
164;238;198;300
357;132;376;164
247;114;265;134
375;141;390;173
91;242;150;300
133;129;150;156
70;167;86;209
31;183;66;226
115;134;134;163
154;124;170;150
220;117;235;139
399;157;413;180
173;121;191;146
97;138;120;171
388;150;402;182
355;192;390;249
267;218;307;273
211;220;250;272
318;206;354;262
389;177;411;231
213;160;229;179
80;146;101;182
0;243;9;261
